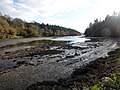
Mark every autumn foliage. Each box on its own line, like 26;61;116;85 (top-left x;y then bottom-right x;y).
0;12;80;39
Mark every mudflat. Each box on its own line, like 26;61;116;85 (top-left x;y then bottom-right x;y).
0;36;119;90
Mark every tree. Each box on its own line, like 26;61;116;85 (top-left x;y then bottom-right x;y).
89;22;93;28
0;12;80;38
94;19;98;23
105;14;110;21
113;11;117;16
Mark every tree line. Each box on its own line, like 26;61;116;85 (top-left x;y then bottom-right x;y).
0;12;80;39
84;12;120;37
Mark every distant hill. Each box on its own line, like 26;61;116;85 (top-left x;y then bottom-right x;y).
0;12;81;39
84;12;120;37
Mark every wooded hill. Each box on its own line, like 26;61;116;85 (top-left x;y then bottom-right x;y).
84;12;120;37
0;12;80;39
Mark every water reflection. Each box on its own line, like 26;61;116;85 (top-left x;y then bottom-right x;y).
0;36;90;47
51;36;90;43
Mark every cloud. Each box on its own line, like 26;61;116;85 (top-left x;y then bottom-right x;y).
70;0;120;33
17;0;92;17
0;0;92;20
0;0;94;32
1;0;120;33
0;0;39;21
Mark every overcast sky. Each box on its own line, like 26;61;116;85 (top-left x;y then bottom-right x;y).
0;0;120;33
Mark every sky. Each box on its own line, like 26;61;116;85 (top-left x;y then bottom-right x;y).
0;0;120;33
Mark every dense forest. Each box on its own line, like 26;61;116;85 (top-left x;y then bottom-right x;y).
0;12;80;39
84;12;120;37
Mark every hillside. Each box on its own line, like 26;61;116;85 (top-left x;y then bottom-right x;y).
84;12;120;37
0;12;80;39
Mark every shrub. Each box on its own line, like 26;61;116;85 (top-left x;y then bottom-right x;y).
89;73;120;90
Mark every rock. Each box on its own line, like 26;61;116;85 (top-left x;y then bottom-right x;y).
27;61;38;66
56;60;59;62
5;52;10;54
40;81;57;86
16;61;27;65
13;60;17;62
66;55;74;58
72;67;93;76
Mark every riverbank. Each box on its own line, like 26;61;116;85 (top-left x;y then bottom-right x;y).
0;37;119;90
26;48;120;90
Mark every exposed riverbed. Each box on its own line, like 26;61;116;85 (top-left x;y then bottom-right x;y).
0;36;119;90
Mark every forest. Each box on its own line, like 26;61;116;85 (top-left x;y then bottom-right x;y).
84;12;120;37
0;12;80;39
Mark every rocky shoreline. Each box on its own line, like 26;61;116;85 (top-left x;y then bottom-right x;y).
0;37;119;90
26;48;120;90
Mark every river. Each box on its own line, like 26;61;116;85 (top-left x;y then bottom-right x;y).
0;36;89;47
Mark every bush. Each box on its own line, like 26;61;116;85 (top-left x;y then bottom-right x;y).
89;73;120;90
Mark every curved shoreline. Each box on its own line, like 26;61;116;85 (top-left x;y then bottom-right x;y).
0;37;119;90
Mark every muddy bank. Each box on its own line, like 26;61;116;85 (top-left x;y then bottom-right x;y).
26;48;120;90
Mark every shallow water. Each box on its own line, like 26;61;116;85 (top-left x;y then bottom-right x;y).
0;36;90;54
0;36;89;47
